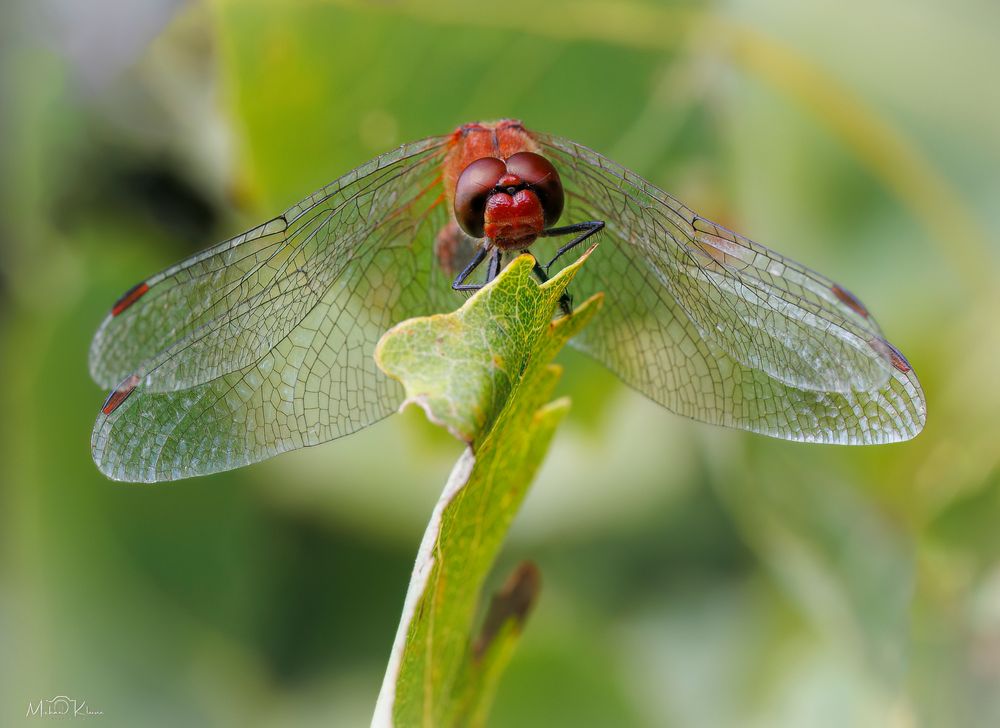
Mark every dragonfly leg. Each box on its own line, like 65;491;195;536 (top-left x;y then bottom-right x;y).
527;252;573;317
539;220;604;272
453;248;503;292
452;245;489;291
485;249;503;283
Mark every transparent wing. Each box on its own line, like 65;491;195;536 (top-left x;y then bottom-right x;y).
91;136;456;481
534;132;925;444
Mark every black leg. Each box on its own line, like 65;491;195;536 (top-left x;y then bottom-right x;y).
452;245;489;291
452;247;503;292
485;249;502;283
529;257;573;317
539;220;604;271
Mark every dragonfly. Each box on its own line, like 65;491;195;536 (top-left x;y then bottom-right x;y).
89;119;926;482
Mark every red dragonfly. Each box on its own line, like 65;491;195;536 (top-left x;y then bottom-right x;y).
90;119;925;482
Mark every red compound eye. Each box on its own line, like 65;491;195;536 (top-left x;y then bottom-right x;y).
454;157;507;238
505;152;564;227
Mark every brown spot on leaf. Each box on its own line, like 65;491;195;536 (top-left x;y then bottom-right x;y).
473;561;541;660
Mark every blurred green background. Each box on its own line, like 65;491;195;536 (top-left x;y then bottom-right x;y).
2;0;999;725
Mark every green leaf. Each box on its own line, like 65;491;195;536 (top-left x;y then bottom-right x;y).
372;249;602;727
375;250;596;446
449;561;542;728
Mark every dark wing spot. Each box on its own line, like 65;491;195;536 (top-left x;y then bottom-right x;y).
101;374;141;415
832;284;869;318
869;338;912;373
885;341;912;373
111;282;150;317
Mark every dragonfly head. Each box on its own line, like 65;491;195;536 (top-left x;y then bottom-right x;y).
454;152;564;248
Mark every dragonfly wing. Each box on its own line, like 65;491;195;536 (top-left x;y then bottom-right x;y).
92;137;455;481
535;133;925;444
90;138;449;390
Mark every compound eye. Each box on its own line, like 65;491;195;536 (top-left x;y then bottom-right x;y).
454;157;507;238
505;152;564;226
